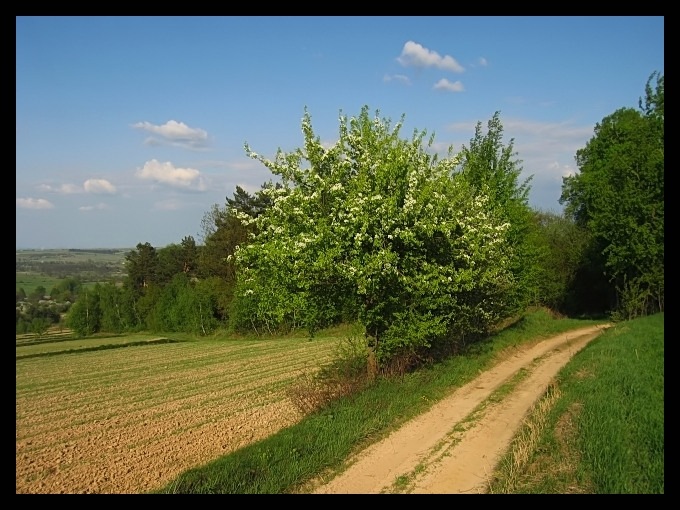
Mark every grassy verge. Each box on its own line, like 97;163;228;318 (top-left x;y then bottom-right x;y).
487;312;664;494
155;307;612;494
16;332;178;358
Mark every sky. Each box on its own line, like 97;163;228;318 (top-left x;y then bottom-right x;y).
16;16;664;250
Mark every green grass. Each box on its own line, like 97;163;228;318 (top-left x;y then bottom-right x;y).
16;272;111;295
154;307;612;494
16;273;65;295
487;312;664;494
16;332;181;359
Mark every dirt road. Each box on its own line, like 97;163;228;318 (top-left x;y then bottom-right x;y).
310;324;610;494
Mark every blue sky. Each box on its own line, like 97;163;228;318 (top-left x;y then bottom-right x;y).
16;16;664;250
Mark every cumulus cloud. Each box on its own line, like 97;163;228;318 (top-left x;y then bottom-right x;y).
38;183;83;194
79;203;109;211
83;179;117;194
433;78;465;93
132;120;210;149
38;179;117;195
397;41;464;73
383;74;412;85
136;159;207;191
16;198;54;209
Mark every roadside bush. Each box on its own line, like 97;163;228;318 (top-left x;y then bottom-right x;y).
287;335;372;414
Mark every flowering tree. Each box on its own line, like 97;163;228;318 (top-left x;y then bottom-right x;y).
232;106;518;368
457;112;540;316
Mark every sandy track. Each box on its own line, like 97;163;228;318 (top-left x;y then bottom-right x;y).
311;324;610;494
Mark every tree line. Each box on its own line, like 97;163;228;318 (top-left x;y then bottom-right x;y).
62;72;663;371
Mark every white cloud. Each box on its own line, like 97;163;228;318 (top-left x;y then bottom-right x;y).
136;159;207;191
17;198;54;209
478;57;488;66
83;179;117;194
79;203;109;211
132;120;210;149
397;41;464;73
433;78;465;93
383;74;412;85
38;183;83;194
38;179;117;195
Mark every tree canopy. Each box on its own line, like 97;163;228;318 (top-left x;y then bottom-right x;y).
232;106;530;370
560;71;664;318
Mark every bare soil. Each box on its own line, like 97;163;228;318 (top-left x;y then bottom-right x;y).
308;324;610;494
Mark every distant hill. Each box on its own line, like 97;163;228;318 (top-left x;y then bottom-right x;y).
16;248;129;282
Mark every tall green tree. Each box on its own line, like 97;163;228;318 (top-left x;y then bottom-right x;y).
560;72;664;318
179;235;199;276
456;112;540;314
531;210;598;314
158;235;200;284
233;106;519;370
148;273;219;335
157;243;185;286
124;242;160;297
198;184;278;282
96;282;138;333
66;286;102;336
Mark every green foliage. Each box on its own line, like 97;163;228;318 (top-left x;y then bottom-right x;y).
98;282;136;333
28;285;47;302
560;72;664;318
124;242;160;297
16;317;30;335
456;111;539;316
233;106;523;368
532;210;593;313
147;273;220;335
64;282;140;336
198;184;279;283
50;277;83;303
157;236;200;285
66;287;102;336
196;276;234;324
30;317;51;337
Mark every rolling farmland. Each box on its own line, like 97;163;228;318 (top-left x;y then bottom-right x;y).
16;331;346;494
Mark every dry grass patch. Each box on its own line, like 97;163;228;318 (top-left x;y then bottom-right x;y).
488;385;595;494
486;382;561;493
